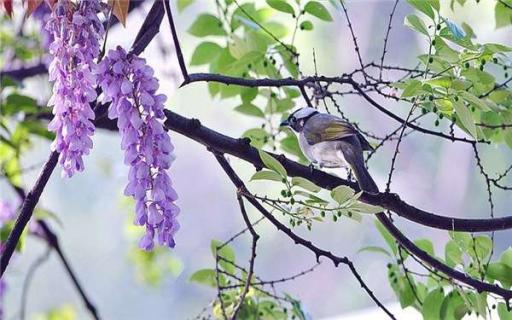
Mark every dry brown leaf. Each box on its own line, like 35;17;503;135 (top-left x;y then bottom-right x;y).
2;0;14;18
108;0;130;27
24;0;43;17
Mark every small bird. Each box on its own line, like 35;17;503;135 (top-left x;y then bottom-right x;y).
280;107;379;195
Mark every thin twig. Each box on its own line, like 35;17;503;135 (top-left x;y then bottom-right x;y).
20;246;51;320
164;0;189;82
230;196;259;320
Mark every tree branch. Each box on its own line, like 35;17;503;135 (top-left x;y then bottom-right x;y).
214;153;396;319
230;195;258;320
163;0;189;82
0;151;58;277
84;108;512;233
8;185;101;320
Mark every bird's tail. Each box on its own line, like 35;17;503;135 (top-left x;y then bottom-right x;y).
351;161;379;195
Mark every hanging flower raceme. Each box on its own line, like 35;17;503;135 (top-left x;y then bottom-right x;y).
97;47;179;250
45;0;104;177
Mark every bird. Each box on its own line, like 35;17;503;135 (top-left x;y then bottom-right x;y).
280;107;379;195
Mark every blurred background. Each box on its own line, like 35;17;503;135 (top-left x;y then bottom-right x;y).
1;0;512;319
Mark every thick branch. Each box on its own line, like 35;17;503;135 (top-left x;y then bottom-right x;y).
377;214;512;300
87;108;507;233
215;146;512;302
1;63;48;81
0;151;58;277
9;187;101;319
38;221;101;319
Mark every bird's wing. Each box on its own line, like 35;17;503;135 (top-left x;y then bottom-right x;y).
302;114;357;145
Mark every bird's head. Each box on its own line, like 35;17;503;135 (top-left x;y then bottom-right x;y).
280;107;318;132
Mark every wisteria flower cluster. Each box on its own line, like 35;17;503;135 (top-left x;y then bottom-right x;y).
97;47;180;250
46;0;104;177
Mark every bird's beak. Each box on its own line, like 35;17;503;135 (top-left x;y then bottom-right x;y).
280;119;290;127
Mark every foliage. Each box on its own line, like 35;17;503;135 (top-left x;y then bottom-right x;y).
1;0;512;319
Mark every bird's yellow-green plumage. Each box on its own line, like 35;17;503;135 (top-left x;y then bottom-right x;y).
303;118;356;145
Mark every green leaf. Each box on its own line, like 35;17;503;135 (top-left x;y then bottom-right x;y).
280;134;307;162
375;220;397;255
387;264;415;308
452;98;477;139
251;170;283;181
449;231;472;250
425;76;452;88
330;185;355;204
177;0;194;12
401;79;422;98
291;177;321;193
266;0;295;15
428;0;440;11
422;289;445;320
404;14;429;36
414;239;434;256
460;68;495;95
349;202;383;214
2;93;38;115
21;120;54;141
188;14;226;37
440;292;467;320
241;87;258;103
278;45;299;78
293;190;328;204
498;303;512;320
189;269;217;287
459;91;490;111
211;240;236;274
275;98;294;113
0;76;17;88
467;292;488;318
231;4;272;31
208;82;220;97
243;128;268;148
38;305;76;320
495;1;512;29
470;235;492;261
304;1;332;21
234;103;265;118
300;20;313;31
190;42;222;66
487;262;512;288
407;0;436;19
358;246;391;257
258;149;287;177
500;247;512;268
445;240;463;267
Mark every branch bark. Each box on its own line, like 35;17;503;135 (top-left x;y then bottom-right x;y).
0;151;58;277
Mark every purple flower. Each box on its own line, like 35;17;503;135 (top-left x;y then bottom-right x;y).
98;47;180;250
45;0;104;177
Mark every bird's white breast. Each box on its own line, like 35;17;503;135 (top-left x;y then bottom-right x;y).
299;134;347;168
